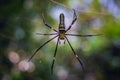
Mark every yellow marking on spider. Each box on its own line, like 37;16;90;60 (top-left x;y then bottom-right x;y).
60;33;65;39
76;55;78;58
59;30;66;39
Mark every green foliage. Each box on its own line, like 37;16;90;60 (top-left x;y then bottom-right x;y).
0;0;120;80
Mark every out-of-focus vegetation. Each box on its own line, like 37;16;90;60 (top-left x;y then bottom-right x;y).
0;0;120;80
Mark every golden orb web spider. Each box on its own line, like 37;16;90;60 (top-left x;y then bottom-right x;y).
28;9;102;74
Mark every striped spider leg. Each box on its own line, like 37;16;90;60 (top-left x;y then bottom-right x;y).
28;9;102;75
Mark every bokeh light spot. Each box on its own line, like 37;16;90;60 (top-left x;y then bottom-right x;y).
8;51;20;64
18;60;35;72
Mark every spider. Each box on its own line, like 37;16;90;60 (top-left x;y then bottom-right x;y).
28;9;101;74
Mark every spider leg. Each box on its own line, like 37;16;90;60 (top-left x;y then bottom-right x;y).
41;13;58;32
66;34;102;37
28;35;58;61
66;9;77;32
51;37;59;75
36;33;57;35
65;36;85;72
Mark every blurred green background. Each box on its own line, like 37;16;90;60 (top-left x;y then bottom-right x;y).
0;0;120;80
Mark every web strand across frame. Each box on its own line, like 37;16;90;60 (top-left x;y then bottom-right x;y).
50;0;108;15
